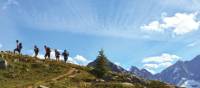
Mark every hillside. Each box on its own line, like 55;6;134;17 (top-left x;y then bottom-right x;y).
0;51;178;88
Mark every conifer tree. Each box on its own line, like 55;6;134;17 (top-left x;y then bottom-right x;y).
93;49;109;78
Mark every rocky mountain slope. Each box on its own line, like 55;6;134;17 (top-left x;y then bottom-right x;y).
129;66;154;80
155;55;200;88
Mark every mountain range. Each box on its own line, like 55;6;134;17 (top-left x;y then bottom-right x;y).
155;55;200;88
88;55;200;88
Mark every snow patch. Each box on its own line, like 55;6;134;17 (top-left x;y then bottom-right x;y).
180;80;200;88
173;67;179;74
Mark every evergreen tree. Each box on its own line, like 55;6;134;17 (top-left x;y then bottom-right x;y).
93;49;109;78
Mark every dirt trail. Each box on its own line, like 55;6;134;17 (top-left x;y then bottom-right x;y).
30;67;78;88
51;68;77;81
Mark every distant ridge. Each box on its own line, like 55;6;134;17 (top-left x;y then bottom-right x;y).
129;66;154;80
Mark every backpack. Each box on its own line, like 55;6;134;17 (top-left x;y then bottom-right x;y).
19;43;23;49
47;47;51;53
35;48;39;52
63;52;69;57
56;51;60;56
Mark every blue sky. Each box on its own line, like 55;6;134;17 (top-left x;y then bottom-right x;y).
1;0;200;74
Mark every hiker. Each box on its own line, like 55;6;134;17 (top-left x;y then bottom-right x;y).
14;40;23;54
16;40;19;47
55;49;60;61
44;45;51;60
13;40;19;54
62;50;69;63
34;45;39;58
18;43;23;54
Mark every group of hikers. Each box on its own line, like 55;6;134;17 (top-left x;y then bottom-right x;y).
14;40;69;63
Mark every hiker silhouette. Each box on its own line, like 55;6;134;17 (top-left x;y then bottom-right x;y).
11;40;71;63
14;40;19;54
34;45;39;58
55;49;60;61
14;40;23;54
44;45;51;60
62;50;69;63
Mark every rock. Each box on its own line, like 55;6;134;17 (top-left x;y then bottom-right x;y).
38;85;49;88
0;58;7;69
112;76;118;80
121;82;134;86
127;77;132;82
95;79;105;82
14;59;19;62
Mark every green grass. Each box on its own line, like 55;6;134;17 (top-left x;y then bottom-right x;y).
0;52;177;88
0;52;76;88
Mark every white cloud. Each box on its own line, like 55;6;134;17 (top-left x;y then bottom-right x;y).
141;21;163;32
145;68;156;74
74;55;87;62
114;62;121;66
159;62;173;67
142;53;181;73
73;55;91;66
2;0;19;10
143;62;174;74
143;64;159;69
68;57;78;65
142;53;181;63
37;53;45;59
141;12;200;35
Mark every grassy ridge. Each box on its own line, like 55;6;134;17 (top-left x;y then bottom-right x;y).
0;52;178;88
